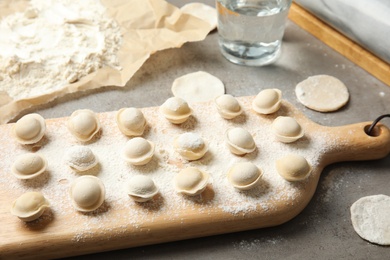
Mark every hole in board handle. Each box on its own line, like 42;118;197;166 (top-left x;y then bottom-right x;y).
364;125;381;137
365;114;390;137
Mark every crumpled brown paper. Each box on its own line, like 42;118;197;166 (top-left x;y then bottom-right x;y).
0;0;213;124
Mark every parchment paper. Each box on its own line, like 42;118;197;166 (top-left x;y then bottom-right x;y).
0;0;214;124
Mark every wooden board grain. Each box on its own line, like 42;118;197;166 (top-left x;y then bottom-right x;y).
1;97;389;259
289;2;390;86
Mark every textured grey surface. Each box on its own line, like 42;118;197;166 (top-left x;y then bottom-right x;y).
24;0;389;259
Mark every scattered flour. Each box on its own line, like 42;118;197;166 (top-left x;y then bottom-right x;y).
233;236;284;250
320;171;346;203
0;97;329;244
0;0;122;100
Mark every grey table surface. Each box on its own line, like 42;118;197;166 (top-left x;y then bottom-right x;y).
23;0;389;259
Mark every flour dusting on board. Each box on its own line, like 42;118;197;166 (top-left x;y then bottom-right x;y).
0;97;329;241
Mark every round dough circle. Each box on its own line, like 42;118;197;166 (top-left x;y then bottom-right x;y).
350;194;390;245
180;3;217;30
171;71;225;103
295;75;349;112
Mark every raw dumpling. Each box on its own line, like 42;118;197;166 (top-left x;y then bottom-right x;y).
67;109;101;142
252;89;282;114
116;107;147;136
272;116;304;143
13;113;46;144
215;94;243;119
174;132;208;161
69;175;105;212
122;137;155;165
174;167;209;196
11;192;50;222
225;127;256;155
275;154;311;181
228;162;263;190
127;175;159;202
64;146;98;172
160;97;192;124
12;153;47;179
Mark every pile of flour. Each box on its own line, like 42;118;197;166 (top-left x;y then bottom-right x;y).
0;0;122;100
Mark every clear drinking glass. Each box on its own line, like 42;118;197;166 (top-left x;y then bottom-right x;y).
216;0;292;66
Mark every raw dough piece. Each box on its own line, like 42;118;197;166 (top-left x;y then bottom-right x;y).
171;71;225;103
174;132;208;161
116;107;147;136
127;175;159;202
174;167;209;196
13;113;46;144
181;3;218;30
70;175;105;212
228;162;263;191
64;146;98;172
252;89;282;115
12;153;47;179
295;75;349;112
275;154;311;181
122;137;155;165
160;97;192;124
215;94;243;119
11;192;50;222
272;116;304;143
67;109;101;142
350;194;390;245
225;127;256;155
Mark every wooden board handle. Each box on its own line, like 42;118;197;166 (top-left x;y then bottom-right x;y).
320;122;390;165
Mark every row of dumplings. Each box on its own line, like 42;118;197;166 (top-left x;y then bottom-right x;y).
11;154;312;222
160;89;304;145
11;107;143;145
10;89;304;180
10;122;304;182
11;88;302;145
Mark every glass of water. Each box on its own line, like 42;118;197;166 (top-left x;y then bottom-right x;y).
216;0;292;66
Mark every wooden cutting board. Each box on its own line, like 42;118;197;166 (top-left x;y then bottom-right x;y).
1;96;389;259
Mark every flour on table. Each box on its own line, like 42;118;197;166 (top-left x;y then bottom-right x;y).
350;194;390;245
0;0;122;100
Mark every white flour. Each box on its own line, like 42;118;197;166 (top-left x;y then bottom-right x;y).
0;0;122;99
